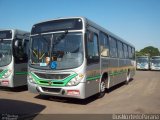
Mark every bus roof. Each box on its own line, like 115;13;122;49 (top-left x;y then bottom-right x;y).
0;29;29;33
0;29;30;39
151;56;160;57
32;16;135;48
151;56;160;59
137;56;149;58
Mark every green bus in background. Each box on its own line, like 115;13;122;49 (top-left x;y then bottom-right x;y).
0;29;29;87
150;56;160;71
136;56;150;70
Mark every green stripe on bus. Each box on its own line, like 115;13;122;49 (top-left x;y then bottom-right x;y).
86;69;128;80
86;75;101;81
15;72;28;75
109;70;127;76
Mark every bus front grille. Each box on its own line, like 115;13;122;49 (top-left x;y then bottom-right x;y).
34;73;70;80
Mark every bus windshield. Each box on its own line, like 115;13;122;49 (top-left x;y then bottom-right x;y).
152;59;160;64
0;40;12;67
137;58;148;63
30;32;83;70
151;57;160;64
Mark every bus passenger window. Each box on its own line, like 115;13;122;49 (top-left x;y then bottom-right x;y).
128;46;132;59
117;41;124;58
86;31;99;64
109;37;118;58
100;32;109;57
132;47;135;60
123;44;129;59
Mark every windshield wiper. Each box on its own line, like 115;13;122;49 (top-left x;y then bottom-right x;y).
51;30;68;60
53;30;68;45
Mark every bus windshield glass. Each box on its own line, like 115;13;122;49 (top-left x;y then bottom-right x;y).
30;32;83;70
137;58;149;63
152;60;160;64
151;57;160;64
0;30;12;39
0;40;12;67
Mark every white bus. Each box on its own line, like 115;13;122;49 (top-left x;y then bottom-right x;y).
28;17;136;99
136;56;150;70
0;29;29;87
150;56;160;70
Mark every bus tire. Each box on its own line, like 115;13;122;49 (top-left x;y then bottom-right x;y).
125;70;130;85
97;79;106;98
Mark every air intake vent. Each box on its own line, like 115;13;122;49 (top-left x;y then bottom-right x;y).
34;72;70;80
41;87;61;93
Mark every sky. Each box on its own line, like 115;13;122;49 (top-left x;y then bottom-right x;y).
0;0;160;51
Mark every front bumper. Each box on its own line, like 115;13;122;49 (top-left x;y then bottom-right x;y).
28;81;86;99
150;66;160;70
136;66;149;70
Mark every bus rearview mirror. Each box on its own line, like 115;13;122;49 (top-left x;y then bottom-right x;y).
88;32;93;42
22;39;25;47
14;40;19;47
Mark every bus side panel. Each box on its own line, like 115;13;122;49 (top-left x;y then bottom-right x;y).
126;59;135;79
100;57;110;87
108;58;119;87
130;60;136;78
13;63;27;87
130;68;135;78
118;59;128;82
85;63;100;98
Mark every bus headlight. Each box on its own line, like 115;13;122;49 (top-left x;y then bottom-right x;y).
28;74;36;84
2;69;12;78
67;74;84;86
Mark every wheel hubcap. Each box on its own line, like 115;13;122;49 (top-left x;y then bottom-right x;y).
100;81;105;92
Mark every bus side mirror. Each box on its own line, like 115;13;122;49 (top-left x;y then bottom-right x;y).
13;40;18;58
22;39;25;47
88;32;93;42
14;39;25;48
14;40;19;47
13;39;24;58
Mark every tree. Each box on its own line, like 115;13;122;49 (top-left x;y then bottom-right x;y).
138;46;160;57
136;51;146;56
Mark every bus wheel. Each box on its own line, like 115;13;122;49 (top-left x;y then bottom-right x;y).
98;79;106;98
125;70;130;85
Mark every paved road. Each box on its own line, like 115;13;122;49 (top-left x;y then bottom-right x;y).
0;71;160;116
